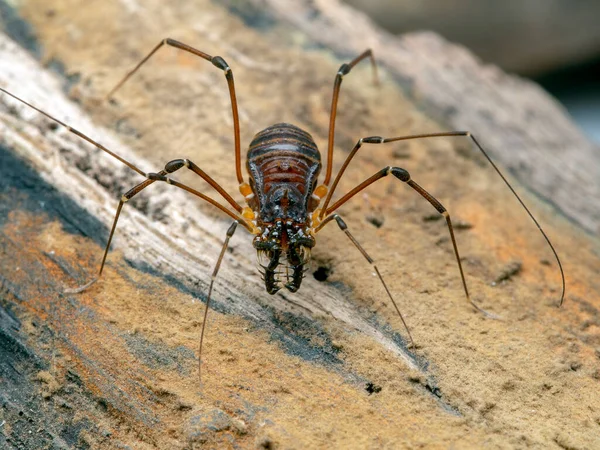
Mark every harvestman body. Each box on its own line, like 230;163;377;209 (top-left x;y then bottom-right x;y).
0;38;565;379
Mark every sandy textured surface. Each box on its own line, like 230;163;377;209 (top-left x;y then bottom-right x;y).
0;0;599;448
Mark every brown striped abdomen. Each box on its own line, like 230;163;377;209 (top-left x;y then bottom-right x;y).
247;123;321;223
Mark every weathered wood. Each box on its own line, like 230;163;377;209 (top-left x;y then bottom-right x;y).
1;0;599;448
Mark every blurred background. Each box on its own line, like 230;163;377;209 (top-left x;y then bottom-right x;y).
343;0;600;143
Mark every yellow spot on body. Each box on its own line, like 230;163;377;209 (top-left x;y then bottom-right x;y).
239;182;253;197
242;207;255;220
313;185;328;200
311;209;322;227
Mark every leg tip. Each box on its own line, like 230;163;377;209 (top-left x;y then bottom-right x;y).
470;300;502;320
63;277;99;294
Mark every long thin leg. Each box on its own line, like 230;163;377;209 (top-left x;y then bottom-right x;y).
64;163;250;293
199;221;238;383
105;38;244;184
323;50;378;186
0;88;243;211
320;165;495;315
164;159;243;213
63;174;164;293
146;172;249;228
0;87;145;176
320;133;565;307
317;214;414;347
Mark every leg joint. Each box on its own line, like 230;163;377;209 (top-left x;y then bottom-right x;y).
333;214;347;230
226;221;239;237
165;159;186;173
211;55;230;72
337;63;351;77
391;167;410;182
146;172;164;181
147;172;171;184
362;136;384;144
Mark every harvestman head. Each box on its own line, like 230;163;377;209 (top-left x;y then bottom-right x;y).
0;38;565;382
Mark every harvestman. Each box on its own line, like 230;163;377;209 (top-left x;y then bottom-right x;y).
0;39;565;379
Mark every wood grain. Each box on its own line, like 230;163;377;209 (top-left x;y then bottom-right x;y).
1;1;599;448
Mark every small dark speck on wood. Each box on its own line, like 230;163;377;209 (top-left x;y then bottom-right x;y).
365;382;382;395
494;260;523;283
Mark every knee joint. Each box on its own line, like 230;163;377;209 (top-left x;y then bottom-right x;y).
165;159;186;173
391;167;410;182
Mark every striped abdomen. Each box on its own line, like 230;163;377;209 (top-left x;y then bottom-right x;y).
247;123;321;223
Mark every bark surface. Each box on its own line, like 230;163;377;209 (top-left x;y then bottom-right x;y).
0;1;599;448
